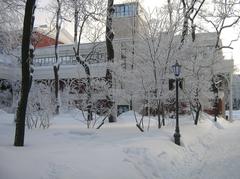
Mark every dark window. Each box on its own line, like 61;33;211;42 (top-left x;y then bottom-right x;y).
113;3;137;17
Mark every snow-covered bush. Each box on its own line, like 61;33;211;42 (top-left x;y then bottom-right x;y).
0;89;12;108
26;81;54;129
0;80;13;111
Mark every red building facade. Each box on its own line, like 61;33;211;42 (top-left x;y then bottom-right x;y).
32;31;64;48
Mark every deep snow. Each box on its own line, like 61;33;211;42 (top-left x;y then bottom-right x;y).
1;110;240;179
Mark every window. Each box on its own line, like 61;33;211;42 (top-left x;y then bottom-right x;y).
113;3;137;17
62;57;66;65
46;58;52;65
44;58;48;65
121;42;127;69
132;4;137;15
71;57;77;64
114;6;120;17
128;5;133;16
125;5;129;16
120;5;125;16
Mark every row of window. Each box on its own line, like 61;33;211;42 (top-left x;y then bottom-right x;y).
113;4;138;17
34;53;106;66
34;56;77;66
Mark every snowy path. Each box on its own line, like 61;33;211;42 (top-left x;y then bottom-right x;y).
189;121;240;179
120;119;240;179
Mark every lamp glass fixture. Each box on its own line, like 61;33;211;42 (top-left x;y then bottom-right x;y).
172;61;181;77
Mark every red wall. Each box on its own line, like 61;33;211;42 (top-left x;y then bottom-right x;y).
32;31;63;48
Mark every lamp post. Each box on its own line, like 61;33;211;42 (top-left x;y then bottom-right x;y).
214;89;219;122
212;77;219;122
172;61;181;146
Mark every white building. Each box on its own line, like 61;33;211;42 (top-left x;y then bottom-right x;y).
232;75;240;109
0;1;234;117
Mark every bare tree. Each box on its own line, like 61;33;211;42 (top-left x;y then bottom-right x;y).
179;41;215;124
14;0;36;147
129;7;181;129
63;0;105;126
0;0;25;53
199;0;240;121
105;0;116;122
180;0;205;45
200;0;240;49
53;0;63;115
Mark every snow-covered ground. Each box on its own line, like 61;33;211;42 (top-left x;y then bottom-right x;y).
1;109;240;179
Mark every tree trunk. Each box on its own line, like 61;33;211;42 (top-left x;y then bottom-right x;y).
105;0;116;122
53;65;60;114
157;99;161;129
194;103;201;125
14;0;36;147
161;102;165;126
194;107;201;125
54;0;62;115
75;55;93;123
129;96;133;110
74;3;79;44
72;1;93;125
181;15;189;45
214;97;219;122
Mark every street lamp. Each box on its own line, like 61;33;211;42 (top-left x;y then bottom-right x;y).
214;88;219;122
212;78;219;122
172;61;181;145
